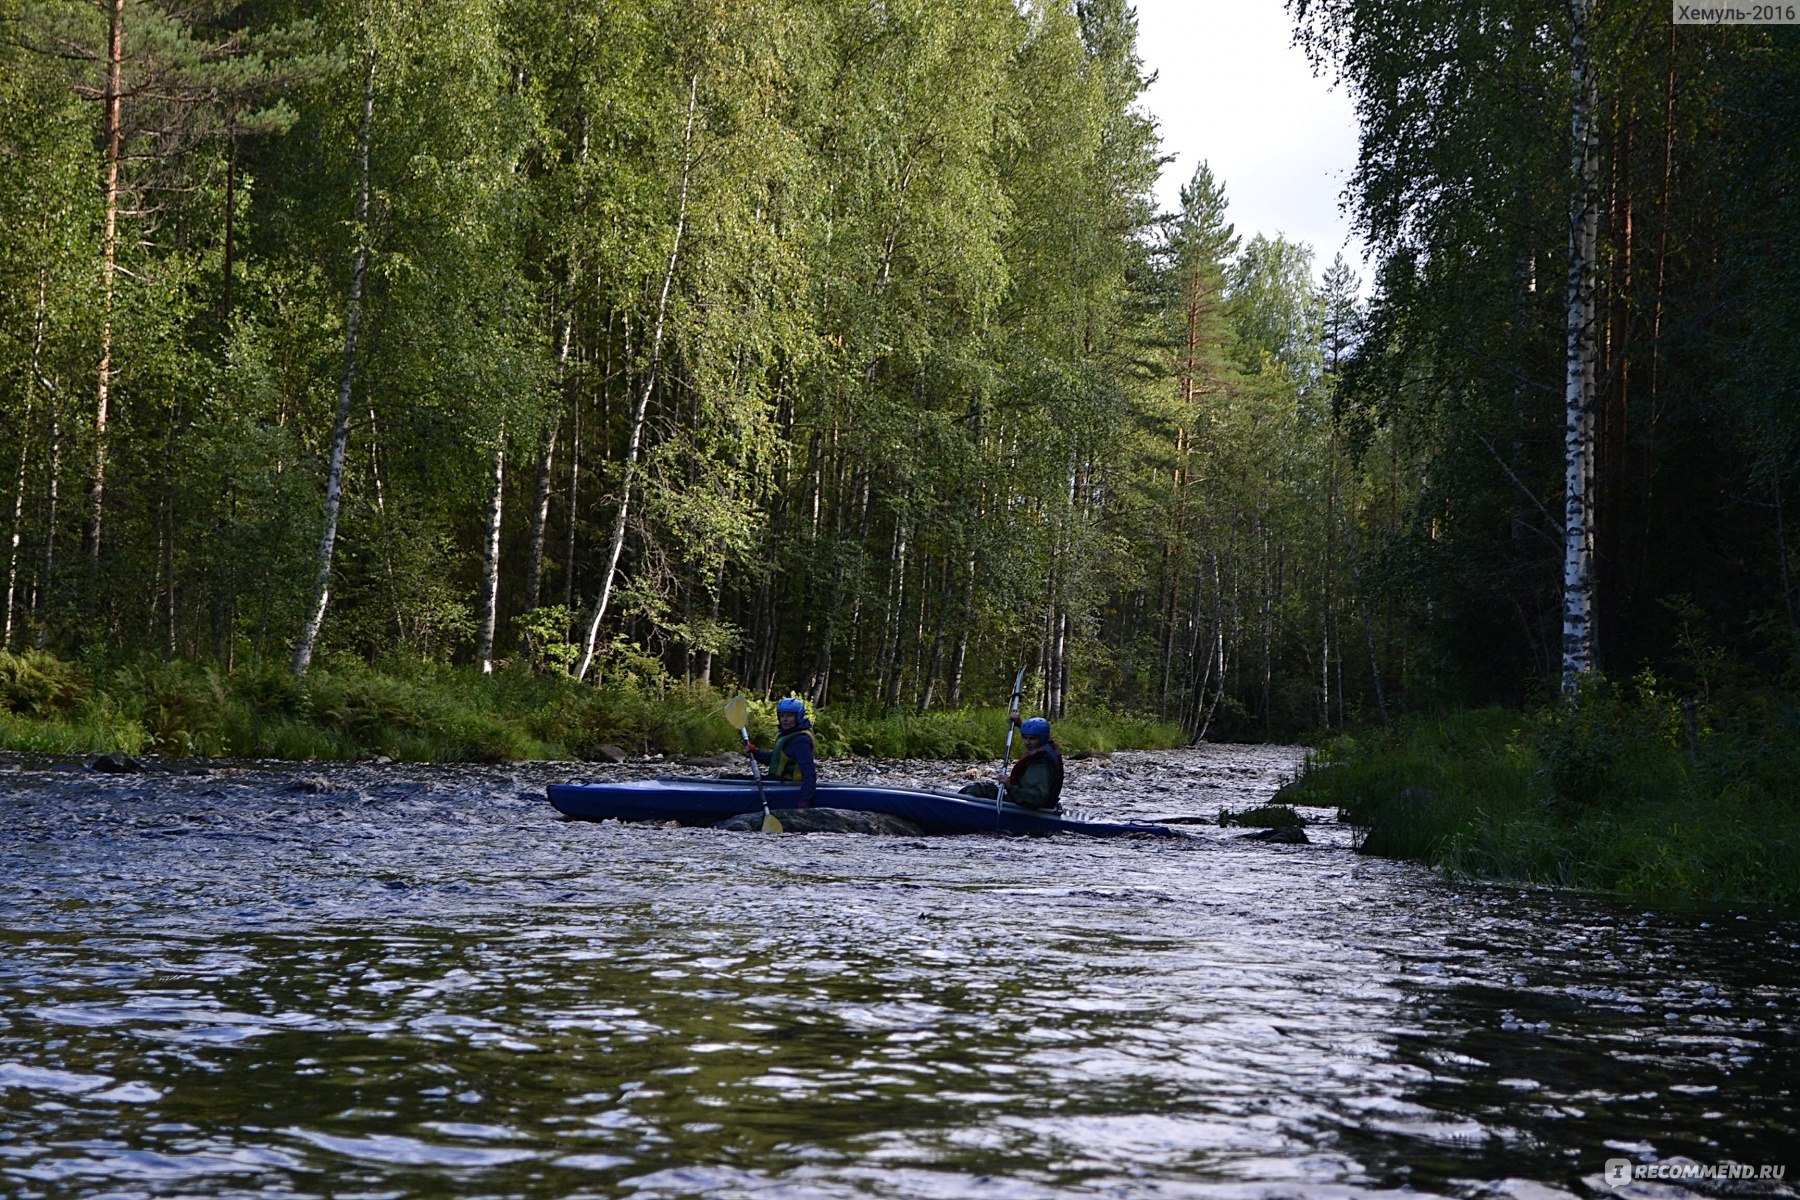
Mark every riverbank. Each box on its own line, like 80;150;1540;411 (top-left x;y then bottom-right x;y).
1281;678;1800;907
0;649;1183;764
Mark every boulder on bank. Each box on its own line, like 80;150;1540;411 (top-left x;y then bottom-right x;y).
88;752;147;774
584;744;629;764
715;807;926;836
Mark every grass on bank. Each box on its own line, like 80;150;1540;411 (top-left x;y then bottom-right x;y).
1281;676;1800;907
0;648;1184;764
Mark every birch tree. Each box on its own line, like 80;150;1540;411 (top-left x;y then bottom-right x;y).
0;14;95;647
573;72;698;683
1559;0;1599;693
290;52;373;676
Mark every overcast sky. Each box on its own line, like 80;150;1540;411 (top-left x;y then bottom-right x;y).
1131;0;1368;287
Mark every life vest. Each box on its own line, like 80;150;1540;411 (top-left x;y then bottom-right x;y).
767;726;813;782
1008;741;1064;808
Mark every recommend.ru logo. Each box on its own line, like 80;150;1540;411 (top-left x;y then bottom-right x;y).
1606;1157;1788;1189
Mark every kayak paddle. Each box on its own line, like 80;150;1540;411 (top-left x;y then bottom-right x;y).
997;665;1025;823
724;693;781;833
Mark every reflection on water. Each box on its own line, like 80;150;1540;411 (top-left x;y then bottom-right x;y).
1;747;1795;1198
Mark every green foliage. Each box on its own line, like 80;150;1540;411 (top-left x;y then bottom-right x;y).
0;704;149;757
817;709;997;761
0;0;1365;744
1229;234;1324;389
0;650;88;718
110;658;242;757
1528;673;1690;810
1287;691;1800;907
0;650;1184;766
7;0;1787;756
514;606;581;674
1288;707;1535;862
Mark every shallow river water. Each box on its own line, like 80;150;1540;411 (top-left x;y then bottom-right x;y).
1;746;1796;1200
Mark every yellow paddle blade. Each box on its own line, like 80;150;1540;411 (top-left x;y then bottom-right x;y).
724;694;750;729
761;809;783;833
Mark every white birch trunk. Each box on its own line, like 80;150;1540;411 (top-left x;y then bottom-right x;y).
573;75;698;683
524;416;557;614
6;274;52;647
1561;0;1600;694
86;0;125;571
526;305;572;614
475;422;505;673
4;397;30;650
35;408;60;648
946;547;975;707
292;57;375;676
562;338;583;611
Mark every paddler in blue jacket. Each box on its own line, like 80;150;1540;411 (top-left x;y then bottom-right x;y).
748;696;817;809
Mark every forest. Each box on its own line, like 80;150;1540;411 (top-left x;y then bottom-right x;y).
1;0;1795;749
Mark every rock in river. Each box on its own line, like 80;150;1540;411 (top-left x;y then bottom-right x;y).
1238;825;1309;844
88;751;147;774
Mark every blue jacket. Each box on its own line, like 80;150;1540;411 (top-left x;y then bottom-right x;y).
754;717;817;808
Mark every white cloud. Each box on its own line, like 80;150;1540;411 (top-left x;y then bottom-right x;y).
1132;0;1368;286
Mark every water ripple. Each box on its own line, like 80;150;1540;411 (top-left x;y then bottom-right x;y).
2;748;1795;1199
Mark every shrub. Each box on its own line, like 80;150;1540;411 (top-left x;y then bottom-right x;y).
434;710;544;763
110;657;246;756
1528;672;1690;809
1288;687;1800;906
0;650;87;718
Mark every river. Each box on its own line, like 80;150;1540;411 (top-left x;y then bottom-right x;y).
1;746;1795;1199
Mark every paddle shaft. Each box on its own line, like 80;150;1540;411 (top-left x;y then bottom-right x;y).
739;725;773;818
997;666;1026;820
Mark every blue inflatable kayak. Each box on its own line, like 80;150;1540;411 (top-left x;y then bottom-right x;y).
547;776;1178;838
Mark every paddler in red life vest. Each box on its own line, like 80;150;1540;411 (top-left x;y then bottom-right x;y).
747;696;818;809
979;719;1058;813
1002;717;1064;811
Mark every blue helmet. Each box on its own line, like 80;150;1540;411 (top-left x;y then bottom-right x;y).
777;697;807;717
1021;717;1050;738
